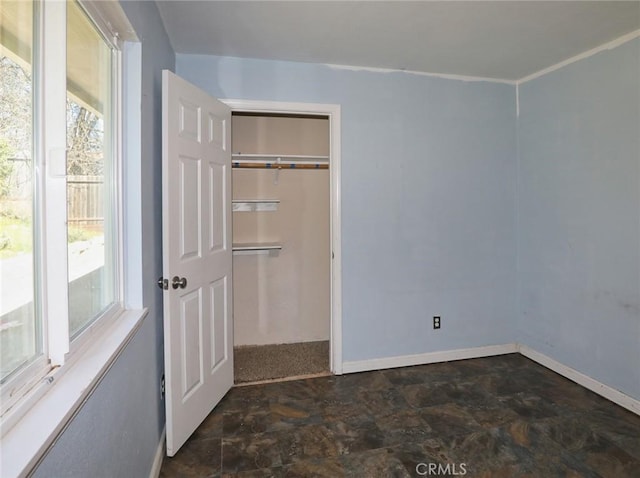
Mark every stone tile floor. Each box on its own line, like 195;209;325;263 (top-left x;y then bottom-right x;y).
159;354;640;477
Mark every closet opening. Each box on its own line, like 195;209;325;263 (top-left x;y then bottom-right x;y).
231;111;333;384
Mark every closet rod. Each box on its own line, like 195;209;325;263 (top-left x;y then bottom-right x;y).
233;161;328;170
232;153;329;161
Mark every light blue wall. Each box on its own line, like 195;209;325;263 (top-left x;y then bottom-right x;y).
32;2;174;476
517;39;640;400
177;55;518;362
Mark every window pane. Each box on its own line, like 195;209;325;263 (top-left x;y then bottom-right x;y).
66;1;116;338
0;1;39;382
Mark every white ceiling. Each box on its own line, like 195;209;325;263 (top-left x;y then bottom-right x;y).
156;1;640;82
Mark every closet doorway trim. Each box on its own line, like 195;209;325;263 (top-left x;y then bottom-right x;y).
221;99;343;375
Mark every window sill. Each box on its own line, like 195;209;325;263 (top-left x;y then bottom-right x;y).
0;308;148;478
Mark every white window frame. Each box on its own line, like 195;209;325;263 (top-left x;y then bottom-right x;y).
0;2;145;476
60;0;125;358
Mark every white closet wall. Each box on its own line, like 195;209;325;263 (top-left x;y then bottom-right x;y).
232;115;330;346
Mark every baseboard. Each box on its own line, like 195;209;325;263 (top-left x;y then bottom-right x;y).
149;427;166;478
518;344;640;416
342;343;518;374
341;343;640;417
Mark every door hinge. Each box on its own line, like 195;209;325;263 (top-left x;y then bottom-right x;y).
157;277;169;290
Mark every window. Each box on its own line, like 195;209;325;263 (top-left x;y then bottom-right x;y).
1;0;123;411
0;0;37;385
66;0;117;338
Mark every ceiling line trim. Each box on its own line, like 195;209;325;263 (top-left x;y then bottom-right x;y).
325;63;516;85
517;29;640;85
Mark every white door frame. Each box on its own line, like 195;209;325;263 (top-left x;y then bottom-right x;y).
221;99;343;375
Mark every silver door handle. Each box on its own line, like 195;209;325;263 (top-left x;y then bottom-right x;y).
172;276;187;289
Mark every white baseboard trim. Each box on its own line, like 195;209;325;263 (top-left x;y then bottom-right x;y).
149;427;166;478
517;344;640;416
340;343;640;417
342;343;519;374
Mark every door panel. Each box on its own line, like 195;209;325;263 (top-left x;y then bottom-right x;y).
180;289;203;398
209;162;225;252
210;277;227;370
180;156;201;259
179;101;201;142
163;70;233;456
208;111;226;148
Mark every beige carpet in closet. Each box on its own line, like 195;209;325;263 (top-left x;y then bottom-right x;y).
234;341;330;384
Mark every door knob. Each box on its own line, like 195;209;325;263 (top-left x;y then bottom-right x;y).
172;276;187;289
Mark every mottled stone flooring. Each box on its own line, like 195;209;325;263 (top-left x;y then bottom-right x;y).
159;353;640;477
234;341;330;384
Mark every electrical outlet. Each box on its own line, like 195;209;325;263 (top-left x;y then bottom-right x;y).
433;316;441;329
160;374;165;400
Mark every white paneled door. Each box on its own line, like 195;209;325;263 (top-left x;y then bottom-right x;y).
161;70;233;456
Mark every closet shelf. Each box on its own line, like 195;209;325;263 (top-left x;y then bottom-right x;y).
232;200;279;212
232;154;329;161
232;242;282;256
